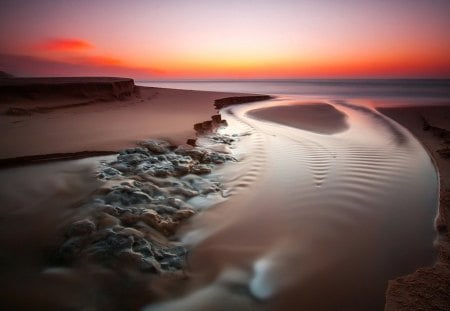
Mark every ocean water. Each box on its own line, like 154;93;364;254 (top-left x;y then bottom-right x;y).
137;79;450;105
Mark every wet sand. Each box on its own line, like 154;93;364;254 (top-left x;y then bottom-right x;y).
247;102;349;134
378;105;450;311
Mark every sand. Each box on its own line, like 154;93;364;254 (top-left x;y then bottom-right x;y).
379;106;450;311
247;103;349;134
0;79;249;160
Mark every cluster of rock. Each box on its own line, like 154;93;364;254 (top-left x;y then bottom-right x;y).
193;114;228;136
51;136;237;273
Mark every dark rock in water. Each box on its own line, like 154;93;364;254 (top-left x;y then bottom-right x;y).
139;140;171;154
120;212;141;226
173;209;195;221
211;114;222;123
186;138;197;146
175;145;205;161
140;210;177;236
104;186;152;206
191;164;212;175
152;204;178;215
57;237;85;263
51;135;237;274
67;219;96;237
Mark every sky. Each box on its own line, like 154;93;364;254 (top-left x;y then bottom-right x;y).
1;0;450;79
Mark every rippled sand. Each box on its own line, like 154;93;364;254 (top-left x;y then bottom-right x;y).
148;97;438;310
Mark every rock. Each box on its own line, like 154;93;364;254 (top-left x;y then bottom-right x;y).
191;164;211;175
57;237;84;263
139;140;171;154
173;209;195;221
167;197;192;209
152;204;178;215
186;138;197;146
104;186;152;206
118;227;144;238
174;145;205;160
98;167;122;179
141;210;162;227
141;211;177;236
120;212;140;226
211;114;222;123
67;219;96;237
168;187;199;198
96;212;121;229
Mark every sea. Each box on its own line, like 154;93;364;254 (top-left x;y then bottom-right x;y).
136;79;450;105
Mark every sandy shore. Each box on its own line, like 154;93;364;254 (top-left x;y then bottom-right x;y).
0;78;251;160
379;106;450;311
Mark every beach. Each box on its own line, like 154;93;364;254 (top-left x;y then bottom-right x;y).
0;77;449;310
379;106;450;310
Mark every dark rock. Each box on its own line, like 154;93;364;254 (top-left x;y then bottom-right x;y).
211;114;222;123
174;145;205;160
187;138;197;146
191;164;212;175
67;219;96;237
173;209;195;221
104;187;152;206
139;140;171;154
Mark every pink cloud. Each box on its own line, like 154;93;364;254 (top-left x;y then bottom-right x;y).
37;38;94;52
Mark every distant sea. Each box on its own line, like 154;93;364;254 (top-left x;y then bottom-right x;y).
137;79;450;106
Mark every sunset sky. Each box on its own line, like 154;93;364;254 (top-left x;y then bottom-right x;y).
1;0;449;79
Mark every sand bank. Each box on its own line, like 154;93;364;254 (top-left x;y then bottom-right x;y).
247;103;349;134
0;78;254;160
379;106;450;311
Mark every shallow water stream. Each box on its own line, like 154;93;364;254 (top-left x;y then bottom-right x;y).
148;97;438;310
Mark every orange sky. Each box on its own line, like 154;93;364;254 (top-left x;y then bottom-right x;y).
1;0;449;79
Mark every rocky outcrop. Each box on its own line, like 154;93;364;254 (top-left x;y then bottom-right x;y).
193;114;228;135
214;95;272;109
51;135;239;273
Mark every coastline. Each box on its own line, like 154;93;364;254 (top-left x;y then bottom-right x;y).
379;106;450;310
